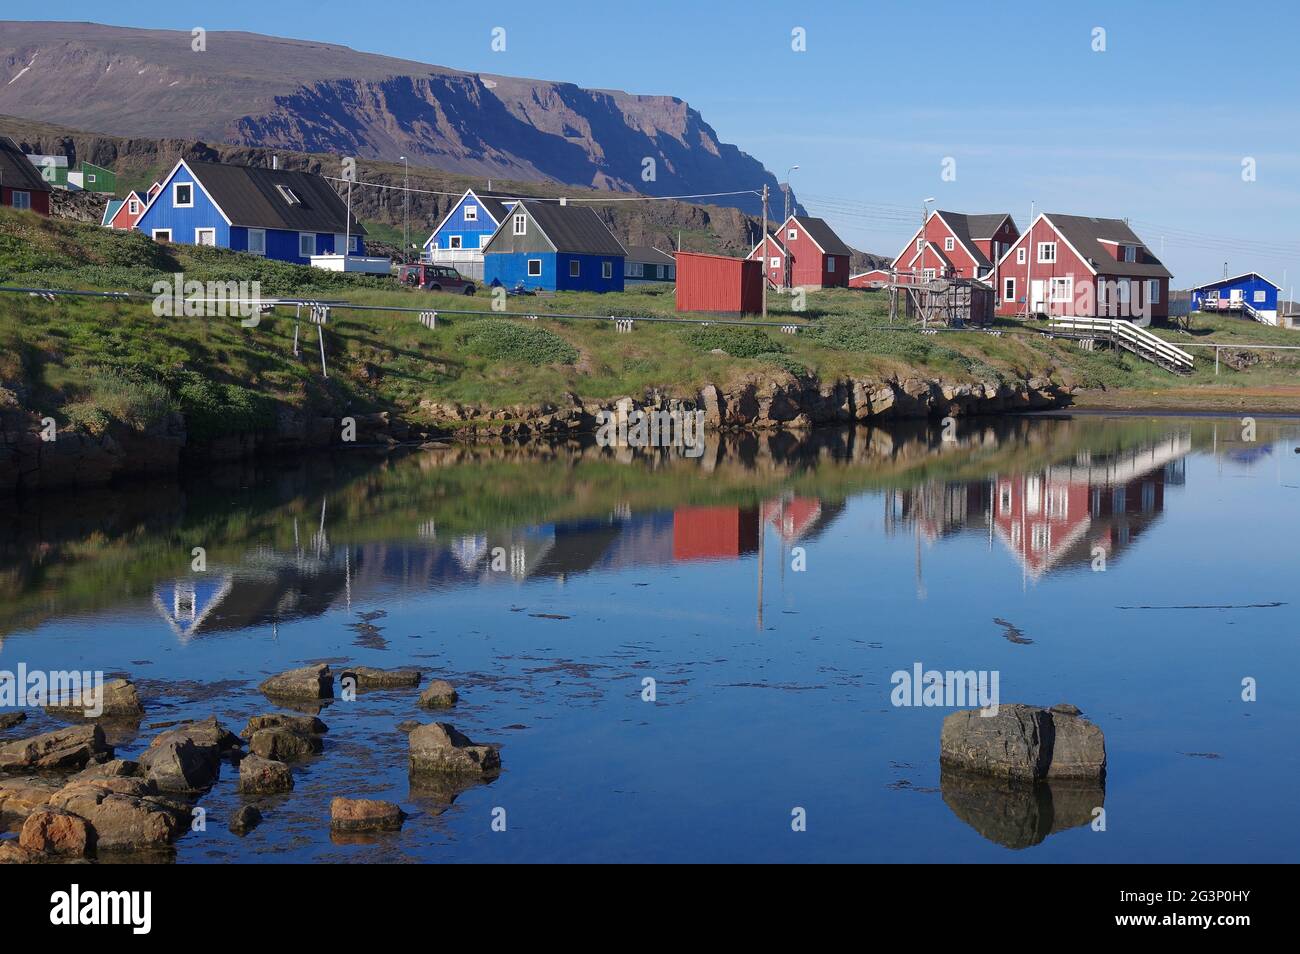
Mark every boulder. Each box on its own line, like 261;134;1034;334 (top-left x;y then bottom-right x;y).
229;805;262;835
330;797;405;832
0;840;35;864
260;664;333;700
19;807;90;856
340;666;421;690
45;678;144;719
0;724;112;771
241;714;327;738
940;768;1104;850
248;728;322;761
71;759;140;782
47;779;188;851
237;754;294;794
0;712;26;731
939;703;1106;783
417;680;459;709
408;722;500;777
138;735;220;795
0;776;61;826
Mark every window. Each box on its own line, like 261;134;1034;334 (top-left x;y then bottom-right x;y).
1116;278;1131;305
247;229;266;256
463;204;478;222
944;237;955;252
479;235;491;248
513;213;526;235
351;236;360;252
194;228;216;246
1253;289;1266;303
1037;242;1056;264
527;259;542;277
449;236;462;249
602;261;613;279
152;229;172;243
569;260;581;278
276;185;300;205
299;233;316;258
1049;276;1073;302
1016;248;1026;264
128;198;140;215
922;268;936;281
173;182;193;208
627;262;643;278
1097;279;1109;309
916;238;924;252
1150;281;1162;304
667;266;675;279
87;173;97;184
1121;245;1136;263
826;255;835;272
770;257;780;269
1003;277;1016;301
1031;524;1051;552
10;190;30;211
788;228;798;241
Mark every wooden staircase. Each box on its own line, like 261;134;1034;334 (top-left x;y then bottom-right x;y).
1045;317;1195;373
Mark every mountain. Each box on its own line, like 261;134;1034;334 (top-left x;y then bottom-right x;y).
0;21;787;217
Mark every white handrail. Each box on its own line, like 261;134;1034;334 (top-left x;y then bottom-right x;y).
1047;317;1194;370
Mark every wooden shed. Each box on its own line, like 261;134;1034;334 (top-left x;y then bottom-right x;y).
674;251;763;315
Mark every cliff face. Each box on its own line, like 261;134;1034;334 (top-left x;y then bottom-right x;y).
0;21;783;216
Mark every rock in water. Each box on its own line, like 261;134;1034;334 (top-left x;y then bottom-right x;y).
417;680;459;709
0;724;112;771
259;664;334;700
330;797;405;832
939;769;1104;849
241;714;328;738
0;712;27;731
340;666;421;690
45;678;144;719
408;722;500;776
939;703;1105;782
137;718;237;794
0;777;62;826
229;805;262;834
238;753;294;794
248;728;322;761
47;778;188;851
19;807;91;856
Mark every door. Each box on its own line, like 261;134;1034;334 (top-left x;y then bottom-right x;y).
195;228;216;246
1229;289;1243;306
1030;280;1046;314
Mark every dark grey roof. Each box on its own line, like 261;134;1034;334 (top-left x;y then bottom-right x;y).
1045;213;1171;279
791;216;853;256
624;245;675;266
934;210;1011;268
183;160;365;234
0;137;54;193
523;202;625;255
471;191;516;224
964;213;1012;239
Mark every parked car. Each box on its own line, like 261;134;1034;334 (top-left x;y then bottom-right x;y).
398;264;476;295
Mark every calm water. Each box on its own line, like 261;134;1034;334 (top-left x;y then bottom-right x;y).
1;415;1297;862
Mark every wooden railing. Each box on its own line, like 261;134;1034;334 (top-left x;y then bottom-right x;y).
1047;317;1195;373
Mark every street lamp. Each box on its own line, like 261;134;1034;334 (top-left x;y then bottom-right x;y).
400;156;410;260
783;164;799;222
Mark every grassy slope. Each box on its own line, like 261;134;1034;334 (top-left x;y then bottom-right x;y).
1;208;1297;436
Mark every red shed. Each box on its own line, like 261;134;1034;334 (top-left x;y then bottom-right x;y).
674;251;763;315
0;136;53;216
672;506;760;562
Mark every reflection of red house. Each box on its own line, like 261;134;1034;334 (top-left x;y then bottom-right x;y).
760;497;823;542
993;475;1093;579
672;507;759;561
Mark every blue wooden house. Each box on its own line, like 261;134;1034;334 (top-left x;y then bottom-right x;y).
421;188;516;269
1191;272;1281;324
482;201;626;293
134;159;366;264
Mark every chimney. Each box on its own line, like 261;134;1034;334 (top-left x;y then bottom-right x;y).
272;156;279;170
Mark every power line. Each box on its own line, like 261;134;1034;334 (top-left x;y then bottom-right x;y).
320;174;761;204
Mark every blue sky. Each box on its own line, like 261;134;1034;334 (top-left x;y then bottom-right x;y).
15;0;1300;286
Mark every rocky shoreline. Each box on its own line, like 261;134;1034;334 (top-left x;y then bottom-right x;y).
1;371;1072;494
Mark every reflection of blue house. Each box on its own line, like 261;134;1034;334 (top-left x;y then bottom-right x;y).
134;159;366;265
482;201;626;293
421;189;516;273
1191;272;1281;325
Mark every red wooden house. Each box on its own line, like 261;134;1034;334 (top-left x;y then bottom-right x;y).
674;251;763;314
991;213;1171;323
848;268;892;289
893;211;1018;283
103;181;161;230
0;136;52;215
746;214;852;289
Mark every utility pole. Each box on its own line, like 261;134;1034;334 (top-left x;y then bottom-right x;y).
400;156;410;259
761;183;769;319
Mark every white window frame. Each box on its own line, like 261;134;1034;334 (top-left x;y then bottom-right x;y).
194;227;217;247
1116;278;1132;305
569;260;581;278
788;228;798;241
922;267;936;281
479;234;491;248
916;238;924;252
1049;275;1073;303
10;190;30;211
276;185;300;205
1016;247;1026;264
173;182;194;208
463;204;478;222
527;258;542;277
602;260;613;279
87;173;97;184
299;232;317;258
943;236;955;252
1003;277;1016;301
513;213;527;235
1149;281;1162;304
1037;242;1057;264
770;256;780;269
247;229;266;256
1122;245;1136;262
627;262;643;278
152;229;172;243
128;198;140;215
449;235;462;249
1252;289;1265;304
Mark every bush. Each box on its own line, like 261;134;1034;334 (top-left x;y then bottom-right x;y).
170;373;277;440
457;320;578;365
71;369;175;433
684;326;786;358
756;351;808;377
